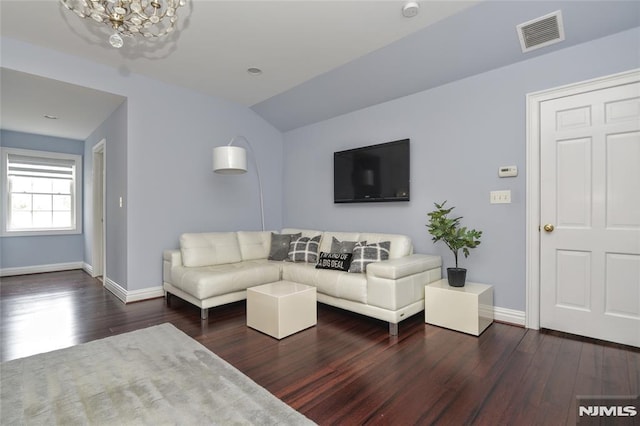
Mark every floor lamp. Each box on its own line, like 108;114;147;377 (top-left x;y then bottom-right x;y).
212;136;265;231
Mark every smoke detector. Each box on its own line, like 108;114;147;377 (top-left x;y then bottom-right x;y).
402;1;419;18
517;10;565;53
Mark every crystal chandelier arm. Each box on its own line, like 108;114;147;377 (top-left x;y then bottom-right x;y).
228;136;265;231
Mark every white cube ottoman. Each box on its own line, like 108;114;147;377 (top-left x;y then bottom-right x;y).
247;281;317;339
425;279;493;336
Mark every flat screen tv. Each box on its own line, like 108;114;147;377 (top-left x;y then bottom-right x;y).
334;139;410;203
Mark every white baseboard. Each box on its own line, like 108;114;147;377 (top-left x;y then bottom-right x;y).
494;306;526;326
103;277;163;304
83;263;93;276
126;286;165;303
103;277;127;303
0;261;83;277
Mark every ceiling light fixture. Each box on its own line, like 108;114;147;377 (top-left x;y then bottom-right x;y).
247;68;263;76
60;0;187;49
44;115;59;120
402;1;420;18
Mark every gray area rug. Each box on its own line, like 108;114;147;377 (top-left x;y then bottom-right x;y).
1;323;315;425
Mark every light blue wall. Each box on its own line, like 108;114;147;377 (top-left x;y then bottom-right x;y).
0;130;85;268
3;26;636;306
282;28;640;312
1;37;284;291
84;102;127;285
1;130;84;154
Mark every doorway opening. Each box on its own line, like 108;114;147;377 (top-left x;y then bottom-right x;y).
92;139;106;281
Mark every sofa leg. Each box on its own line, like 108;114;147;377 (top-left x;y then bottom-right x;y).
389;322;398;336
165;292;171;306
201;308;209;320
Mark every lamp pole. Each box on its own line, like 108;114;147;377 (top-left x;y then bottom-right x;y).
226;136;265;231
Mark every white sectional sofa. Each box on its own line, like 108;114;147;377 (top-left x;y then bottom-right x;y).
163;228;441;335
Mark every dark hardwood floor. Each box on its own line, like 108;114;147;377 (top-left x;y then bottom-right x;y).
1;270;638;425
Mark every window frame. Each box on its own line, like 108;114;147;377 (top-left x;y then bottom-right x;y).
1;147;83;237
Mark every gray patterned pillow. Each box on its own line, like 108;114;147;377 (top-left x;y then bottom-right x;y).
330;237;359;254
268;232;301;261
348;241;391;273
288;235;321;263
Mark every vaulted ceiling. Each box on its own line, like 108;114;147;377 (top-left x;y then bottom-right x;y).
1;0;639;138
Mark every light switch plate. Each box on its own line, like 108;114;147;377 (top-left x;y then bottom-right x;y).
490;190;511;204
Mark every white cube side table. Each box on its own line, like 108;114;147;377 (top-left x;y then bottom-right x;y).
247;281;317;339
425;279;493;336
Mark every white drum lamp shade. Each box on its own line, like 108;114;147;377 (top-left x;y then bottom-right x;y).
213;146;247;174
212;136;265;231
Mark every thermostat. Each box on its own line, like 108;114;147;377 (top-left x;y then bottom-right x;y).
498;166;518;178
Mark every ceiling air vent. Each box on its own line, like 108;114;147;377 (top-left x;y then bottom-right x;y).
517;10;565;53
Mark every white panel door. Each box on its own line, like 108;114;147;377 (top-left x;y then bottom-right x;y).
540;82;640;347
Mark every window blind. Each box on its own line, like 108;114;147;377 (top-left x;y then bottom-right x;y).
7;154;75;180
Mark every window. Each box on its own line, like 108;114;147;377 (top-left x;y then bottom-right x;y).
1;148;82;236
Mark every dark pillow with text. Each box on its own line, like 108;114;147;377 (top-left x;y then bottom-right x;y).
315;252;353;272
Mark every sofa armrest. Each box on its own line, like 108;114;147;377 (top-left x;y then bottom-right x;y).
163;249;183;268
366;254;442;280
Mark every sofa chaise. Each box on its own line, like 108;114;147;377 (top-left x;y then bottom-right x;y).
163;228;442;335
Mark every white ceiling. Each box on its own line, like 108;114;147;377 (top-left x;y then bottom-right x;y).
1;0;639;137
0;0;478;106
255;0;640;130
0;68;126;140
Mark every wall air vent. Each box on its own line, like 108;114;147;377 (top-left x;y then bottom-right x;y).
517;10;565;53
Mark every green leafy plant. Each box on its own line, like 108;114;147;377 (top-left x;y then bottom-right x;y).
427;201;482;268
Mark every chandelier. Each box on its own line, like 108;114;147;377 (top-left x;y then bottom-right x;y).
60;0;187;48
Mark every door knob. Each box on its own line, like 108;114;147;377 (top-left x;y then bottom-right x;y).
543;224;555;232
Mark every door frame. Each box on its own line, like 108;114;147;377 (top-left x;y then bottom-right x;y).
92;139;106;279
525;68;640;329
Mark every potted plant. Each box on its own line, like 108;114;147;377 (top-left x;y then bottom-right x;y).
427;201;482;287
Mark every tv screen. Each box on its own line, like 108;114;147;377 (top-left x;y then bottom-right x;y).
334;139;410;203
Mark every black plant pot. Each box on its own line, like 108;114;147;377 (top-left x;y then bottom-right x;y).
447;267;467;287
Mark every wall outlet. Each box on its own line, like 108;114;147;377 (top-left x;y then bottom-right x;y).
490;190;511;204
